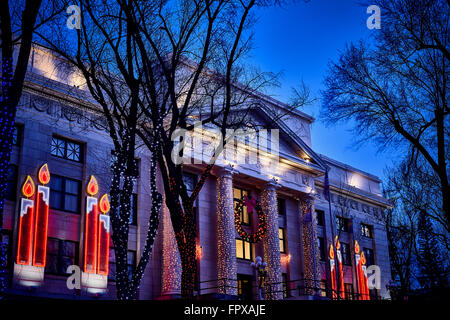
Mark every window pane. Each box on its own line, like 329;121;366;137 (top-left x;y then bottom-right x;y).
244;241;251;260
65;179;79;195
51;137;65;157
50;191;63;210
66;142;80;161
64;194;79;212
12;126;19;145
6;165;17;201
50;176;63;192
233;188;241;199
236;239;244;259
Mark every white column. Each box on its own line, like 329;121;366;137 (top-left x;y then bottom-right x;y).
262;180;283;300
161;201;181;295
216;166;238;295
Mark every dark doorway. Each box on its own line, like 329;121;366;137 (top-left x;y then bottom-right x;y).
237;274;253;300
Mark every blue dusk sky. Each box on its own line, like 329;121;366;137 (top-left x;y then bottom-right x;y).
249;0;396;182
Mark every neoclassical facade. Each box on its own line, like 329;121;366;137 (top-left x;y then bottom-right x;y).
1;47;392;300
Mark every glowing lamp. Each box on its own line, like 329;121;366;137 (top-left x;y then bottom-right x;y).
99;194;110;214
38;163;50;185
87;175;98;196
22;176;35;198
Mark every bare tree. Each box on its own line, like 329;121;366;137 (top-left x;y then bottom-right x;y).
0;0;65;294
321;0;450;228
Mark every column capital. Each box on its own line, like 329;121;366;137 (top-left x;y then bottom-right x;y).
264;177;281;190
215;164;239;178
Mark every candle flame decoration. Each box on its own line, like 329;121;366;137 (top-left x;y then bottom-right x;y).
329;244;335;259
99;194;110;214
354;240;360;254
38;163;50;185
335;235;340;250
360;251;366;265
87;175;98;196
22;175;35;198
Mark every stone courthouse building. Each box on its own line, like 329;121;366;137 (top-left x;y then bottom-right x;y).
1;46;392;300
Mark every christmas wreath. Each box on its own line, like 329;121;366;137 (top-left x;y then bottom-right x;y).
234;195;267;243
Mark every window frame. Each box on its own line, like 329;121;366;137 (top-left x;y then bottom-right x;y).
315;209;325;226
317;236;326;261
235;238;252;261
233;187;250;226
341;242;351;266
49;175;82;214
12;124;22;146
277;198;286;216
361;223;373;238
45;238;79;276
50;135;83;163
6;164;18;201
363;247;375;266
279;227;287;253
336;216;349;232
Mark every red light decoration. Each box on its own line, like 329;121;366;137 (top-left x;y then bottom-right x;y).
234;197;267;243
84;196;99;273
355;240;370;300
38;163;50;185
33;185;50;267
86;175;98;196
21;175;35;198
334;236;346;299
99;194;110;214
329;244;338;299
97;214;110;275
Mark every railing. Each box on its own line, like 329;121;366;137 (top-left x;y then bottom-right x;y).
197;278;379;300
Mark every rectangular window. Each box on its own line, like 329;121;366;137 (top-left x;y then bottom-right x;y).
345;283;354;300
49;175;81;213
341;242;351;265
277;198;286;215
317;237;326;261
109;249;136;282
6;164;18;201
279;228;286;253
12;124;21;146
233;187;250;225
236;238;252;261
117;193;138;226
237;274;252;300
363;248;375;266
361;223;373;238
51;136;83;162
320;280;328;297
316;209;325;226
336;216;349;232
45;238;79;276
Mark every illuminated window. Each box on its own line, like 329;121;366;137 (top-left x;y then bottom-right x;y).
51;136;83;162
233;187;250;225
317;237;326;261
279;228;286;253
45;238;79;275
236;238;252;260
49;175;81;213
336;216;349;232
320;280;328;297
237;274;252;300
361;223;373;238
315;209;325;226
5;164;18;201
277;198;286;215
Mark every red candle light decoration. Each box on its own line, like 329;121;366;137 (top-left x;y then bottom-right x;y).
354;240;370;300
84;175;99;273
335;236;346;299
33;164;51;267
17;176;35;265
329;244;338;299
97;194;110;275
